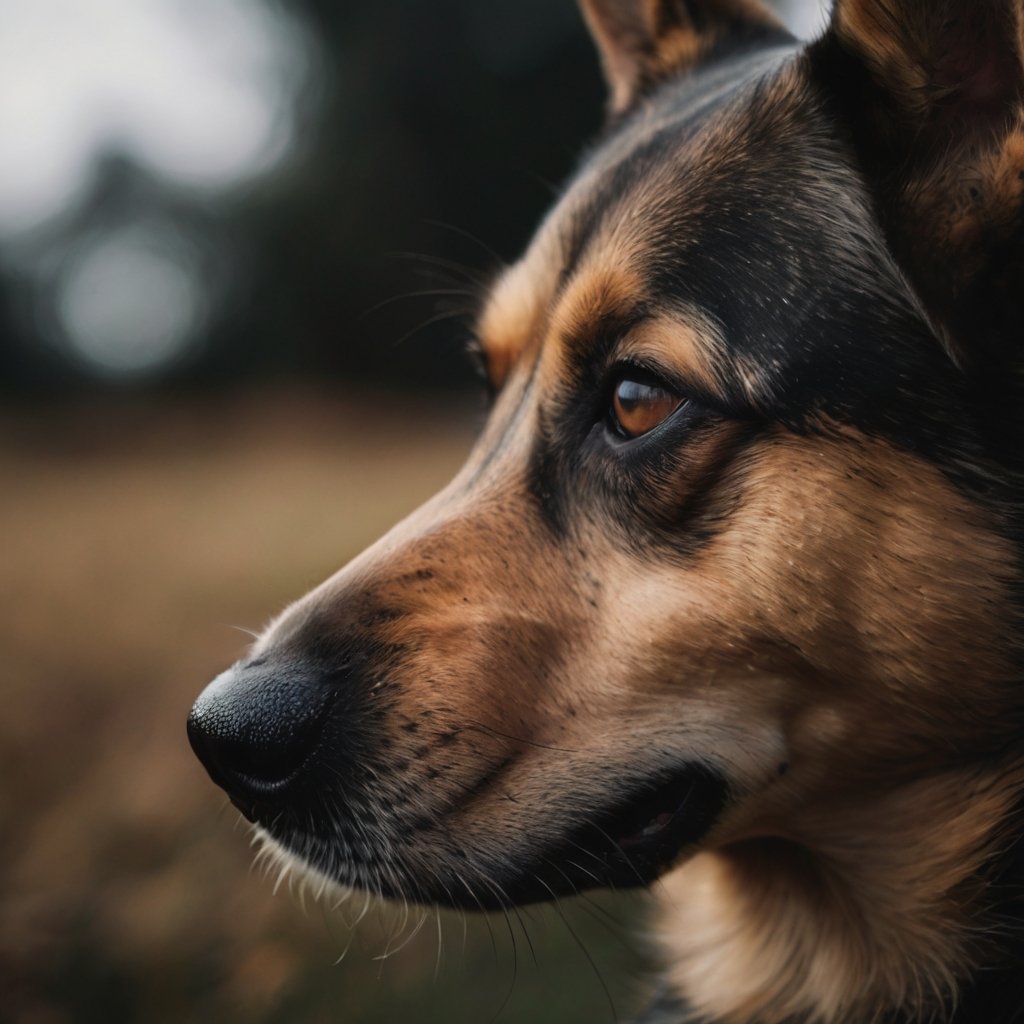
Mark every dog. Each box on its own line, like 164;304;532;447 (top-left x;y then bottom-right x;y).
187;1;1024;1021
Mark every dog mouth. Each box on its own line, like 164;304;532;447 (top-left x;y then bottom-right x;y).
248;761;728;910
468;763;729;908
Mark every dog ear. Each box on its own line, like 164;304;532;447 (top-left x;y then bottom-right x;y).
579;0;786;114
817;0;1024;367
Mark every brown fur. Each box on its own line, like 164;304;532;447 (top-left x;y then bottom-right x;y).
647;435;1022;1022
581;0;783;112
660;767;1023;1023
263;293;1022;1020
828;0;1024;363
190;2;1024;1021
256;83;1023;1015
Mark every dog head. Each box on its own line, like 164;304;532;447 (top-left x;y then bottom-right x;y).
188;0;1024;954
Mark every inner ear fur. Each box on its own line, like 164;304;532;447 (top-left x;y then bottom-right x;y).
814;0;1024;368
580;0;787;114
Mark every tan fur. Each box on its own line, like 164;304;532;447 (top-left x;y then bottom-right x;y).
904;118;1024;285
833;2;940;117
581;0;704;113
614;310;727;396
832;0;1024;356
228;6;1024;1020
834;1;1024;119
641;432;1022;1022
263;314;1021;1018
659;769;1022;1024
475;229;561;390
580;0;782;113
254;55;1022;1008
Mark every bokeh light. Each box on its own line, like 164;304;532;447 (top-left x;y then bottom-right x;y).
778;0;830;37
0;0;311;239
55;222;210;376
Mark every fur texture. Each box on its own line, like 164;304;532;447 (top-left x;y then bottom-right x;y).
188;2;1024;1021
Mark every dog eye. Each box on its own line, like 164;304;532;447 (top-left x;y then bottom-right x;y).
610;373;685;439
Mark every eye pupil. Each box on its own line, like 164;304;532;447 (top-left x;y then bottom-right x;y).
611;376;683;439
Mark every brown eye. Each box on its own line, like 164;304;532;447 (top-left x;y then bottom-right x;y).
611;375;684;439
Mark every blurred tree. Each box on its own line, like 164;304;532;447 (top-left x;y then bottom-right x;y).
0;0;827;397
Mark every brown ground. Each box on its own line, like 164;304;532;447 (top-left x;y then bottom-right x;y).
0;389;652;1024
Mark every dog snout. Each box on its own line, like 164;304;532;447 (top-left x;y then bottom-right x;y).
187;657;333;816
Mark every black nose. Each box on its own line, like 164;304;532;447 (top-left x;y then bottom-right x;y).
187;657;333;813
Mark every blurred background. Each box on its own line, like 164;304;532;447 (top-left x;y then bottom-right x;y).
1;1;828;1021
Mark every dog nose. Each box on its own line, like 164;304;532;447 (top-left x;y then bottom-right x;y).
187;657;333;809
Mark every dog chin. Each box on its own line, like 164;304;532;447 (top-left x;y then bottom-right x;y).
250;826;354;907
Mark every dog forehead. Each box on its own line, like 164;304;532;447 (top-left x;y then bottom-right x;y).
477;84;759;361
478;56;853;383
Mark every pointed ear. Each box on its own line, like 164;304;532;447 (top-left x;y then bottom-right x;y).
818;0;1024;367
579;0;787;114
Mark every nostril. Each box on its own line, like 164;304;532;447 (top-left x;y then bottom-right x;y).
187;658;333;799
186;706;324;791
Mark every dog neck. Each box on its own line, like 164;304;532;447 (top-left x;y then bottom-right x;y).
637;908;1024;1024
647;760;1024;1024
635;957;1024;1024
635;953;1024;1024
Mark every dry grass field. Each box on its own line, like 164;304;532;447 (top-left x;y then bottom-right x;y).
0;390;653;1024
